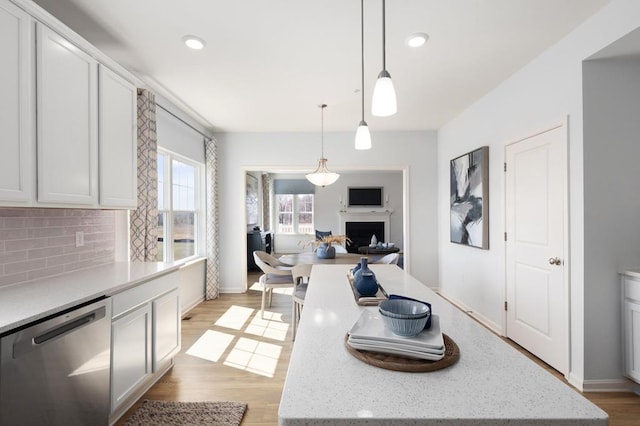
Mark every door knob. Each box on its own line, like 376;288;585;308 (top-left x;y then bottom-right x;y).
548;257;562;266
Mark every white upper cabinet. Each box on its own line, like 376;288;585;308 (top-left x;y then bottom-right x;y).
36;23;98;206
99;65;138;208
0;0;33;205
0;3;138;209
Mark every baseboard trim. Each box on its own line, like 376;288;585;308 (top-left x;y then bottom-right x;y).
581;377;636;392
435;289;504;336
181;297;204;315
219;287;245;294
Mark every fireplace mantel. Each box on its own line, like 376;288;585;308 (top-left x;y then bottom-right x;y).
338;210;392;243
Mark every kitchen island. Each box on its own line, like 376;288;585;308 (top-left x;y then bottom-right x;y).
278;264;607;425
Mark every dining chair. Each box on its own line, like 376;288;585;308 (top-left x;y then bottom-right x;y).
373;253;400;265
253;251;294;319
333;244;348;254
291;263;312;341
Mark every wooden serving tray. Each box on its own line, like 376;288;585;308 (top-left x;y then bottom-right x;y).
344;333;460;372
346;273;388;306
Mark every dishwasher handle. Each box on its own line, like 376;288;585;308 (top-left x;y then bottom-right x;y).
12;303;107;359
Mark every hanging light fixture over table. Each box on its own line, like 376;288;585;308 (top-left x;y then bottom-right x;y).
371;0;397;117
355;0;372;150
306;104;340;187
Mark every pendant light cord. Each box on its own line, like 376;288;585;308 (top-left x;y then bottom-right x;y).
382;0;386;70
320;104;327;157
361;0;365;121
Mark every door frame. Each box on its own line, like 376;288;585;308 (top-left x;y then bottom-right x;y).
503;117;571;377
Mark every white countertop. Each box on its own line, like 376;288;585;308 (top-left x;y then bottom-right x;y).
621;269;640;279
279;264;607;425
0;261;180;334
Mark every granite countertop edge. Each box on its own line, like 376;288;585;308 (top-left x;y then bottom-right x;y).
0;261;184;335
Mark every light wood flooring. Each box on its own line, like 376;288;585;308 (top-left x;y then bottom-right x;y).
116;271;640;425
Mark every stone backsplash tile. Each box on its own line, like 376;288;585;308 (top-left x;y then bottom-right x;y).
0;208;116;288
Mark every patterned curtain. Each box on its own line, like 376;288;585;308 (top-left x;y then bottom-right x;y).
261;173;272;231
130;89;158;261
205;137;220;299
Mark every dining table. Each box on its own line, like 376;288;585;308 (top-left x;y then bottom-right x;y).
278;251;374;265
278;264;607;425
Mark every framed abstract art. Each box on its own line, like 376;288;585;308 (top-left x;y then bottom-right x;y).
450;146;489;249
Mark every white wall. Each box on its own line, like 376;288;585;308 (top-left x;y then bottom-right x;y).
583;57;640;380
215;131;437;293
437;0;640;388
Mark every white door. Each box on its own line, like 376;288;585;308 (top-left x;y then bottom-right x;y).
505;123;567;374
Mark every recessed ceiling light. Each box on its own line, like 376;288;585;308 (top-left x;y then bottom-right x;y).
183;35;206;50
406;33;429;48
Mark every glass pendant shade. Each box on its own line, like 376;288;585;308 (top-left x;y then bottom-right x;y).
306;104;339;187
355;120;372;150
305;158;340;187
372;70;397;117
355;0;372;150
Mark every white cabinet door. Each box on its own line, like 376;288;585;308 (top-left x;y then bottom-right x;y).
36;23;98;206
99;65;137;208
153;288;181;372
0;0;33;204
624;299;640;383
111;303;152;413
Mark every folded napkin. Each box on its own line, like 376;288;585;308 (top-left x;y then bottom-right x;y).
388;294;432;330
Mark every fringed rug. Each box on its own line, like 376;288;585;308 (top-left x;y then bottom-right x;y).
124;400;247;426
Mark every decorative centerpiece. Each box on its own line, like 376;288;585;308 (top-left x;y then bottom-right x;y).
301;235;351;259
353;257;377;296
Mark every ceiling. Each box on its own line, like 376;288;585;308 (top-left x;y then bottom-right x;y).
33;0;610;133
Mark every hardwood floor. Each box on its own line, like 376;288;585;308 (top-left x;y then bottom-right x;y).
116;271;640;425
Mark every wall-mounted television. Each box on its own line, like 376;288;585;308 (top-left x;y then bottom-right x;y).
348;187;383;207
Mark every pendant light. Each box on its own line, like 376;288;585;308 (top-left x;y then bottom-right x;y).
371;0;397;117
355;0;372;150
306;104;340;187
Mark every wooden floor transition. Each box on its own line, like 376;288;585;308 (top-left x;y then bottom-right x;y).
116;271;640;425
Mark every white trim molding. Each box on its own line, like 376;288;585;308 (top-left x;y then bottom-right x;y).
338;210;393;244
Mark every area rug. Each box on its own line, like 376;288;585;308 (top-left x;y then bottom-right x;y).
124;400;247;426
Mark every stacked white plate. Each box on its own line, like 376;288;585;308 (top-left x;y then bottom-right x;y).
347;310;445;361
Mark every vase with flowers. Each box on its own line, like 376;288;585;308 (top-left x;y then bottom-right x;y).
300;234;351;260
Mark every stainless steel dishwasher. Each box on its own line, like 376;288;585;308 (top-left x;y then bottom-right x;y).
0;297;111;426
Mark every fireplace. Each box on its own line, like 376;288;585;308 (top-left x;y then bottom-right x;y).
345;221;384;253
339;210;391;253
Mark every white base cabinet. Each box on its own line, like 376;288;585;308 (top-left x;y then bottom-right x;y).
111;304;152;410
622;273;640;384
153;288;180;371
110;271;180;421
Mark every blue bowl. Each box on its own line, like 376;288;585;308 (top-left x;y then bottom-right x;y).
379;299;430;319
379;311;428;337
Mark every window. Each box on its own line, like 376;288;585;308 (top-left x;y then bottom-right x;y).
157;150;202;261
276;194;314;234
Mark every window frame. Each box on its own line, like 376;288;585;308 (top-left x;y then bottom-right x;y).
274;193;314;235
157;148;205;262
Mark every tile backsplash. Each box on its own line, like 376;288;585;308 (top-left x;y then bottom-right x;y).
0;208;116;288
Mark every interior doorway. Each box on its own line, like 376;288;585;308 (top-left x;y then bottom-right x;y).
504;122;569;375
244;168;409;290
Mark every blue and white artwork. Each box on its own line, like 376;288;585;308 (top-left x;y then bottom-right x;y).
450;146;489;249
